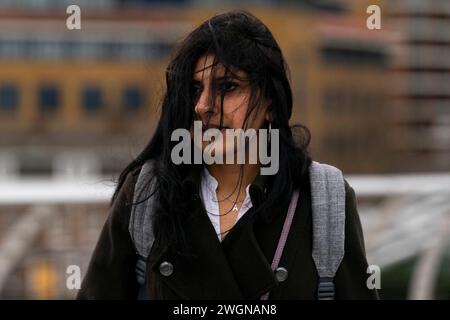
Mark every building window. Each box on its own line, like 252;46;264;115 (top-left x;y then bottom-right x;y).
122;86;144;112
320;45;387;67
0;85;18;113
38;85;60;115
82;86;103;113
0;40;22;58
145;41;174;59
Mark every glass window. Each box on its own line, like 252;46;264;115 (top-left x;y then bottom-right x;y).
82;86;103;113
0;84;19;113
38;85;60;115
321;45;387;67
122;86;144;112
0;40;23;58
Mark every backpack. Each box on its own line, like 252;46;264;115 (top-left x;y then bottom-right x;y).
129;160;346;300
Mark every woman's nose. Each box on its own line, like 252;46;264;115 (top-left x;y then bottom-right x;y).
194;90;214;116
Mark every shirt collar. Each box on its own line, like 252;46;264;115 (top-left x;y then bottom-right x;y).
182;165;273;220
201;167;219;192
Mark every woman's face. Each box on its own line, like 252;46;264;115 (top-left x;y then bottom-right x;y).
192;54;271;158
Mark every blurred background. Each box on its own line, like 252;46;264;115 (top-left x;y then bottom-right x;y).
0;0;449;299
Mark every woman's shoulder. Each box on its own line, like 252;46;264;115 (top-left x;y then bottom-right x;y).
108;163;146;231
117;165;143;203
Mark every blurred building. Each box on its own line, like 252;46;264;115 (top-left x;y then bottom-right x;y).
0;6;191;181
0;0;395;178
3;0;448;300
0;2;191;299
386;0;450;172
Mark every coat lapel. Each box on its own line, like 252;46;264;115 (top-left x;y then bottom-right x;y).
151;202;245;299
150;165;278;299
150;197;279;299
220;210;279;299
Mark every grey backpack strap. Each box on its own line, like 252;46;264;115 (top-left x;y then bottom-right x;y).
309;160;346;300
128;159;158;299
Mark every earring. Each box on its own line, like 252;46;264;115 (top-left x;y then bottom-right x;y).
268;122;272;144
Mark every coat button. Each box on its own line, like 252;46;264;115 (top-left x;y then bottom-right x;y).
159;261;173;277
275;267;288;282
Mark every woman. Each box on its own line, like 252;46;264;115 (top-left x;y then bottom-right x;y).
77;10;378;300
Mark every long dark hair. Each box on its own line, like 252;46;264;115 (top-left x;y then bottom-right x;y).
112;10;311;256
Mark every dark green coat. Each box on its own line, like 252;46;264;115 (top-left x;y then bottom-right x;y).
77;163;379;300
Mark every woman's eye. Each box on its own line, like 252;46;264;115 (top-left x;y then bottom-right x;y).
192;83;202;97
221;82;238;93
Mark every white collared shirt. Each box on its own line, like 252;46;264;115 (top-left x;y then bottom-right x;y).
199;167;253;242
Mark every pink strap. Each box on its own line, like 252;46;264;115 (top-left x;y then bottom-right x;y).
260;190;299;300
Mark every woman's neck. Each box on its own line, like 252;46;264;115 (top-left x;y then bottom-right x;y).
206;163;260;195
